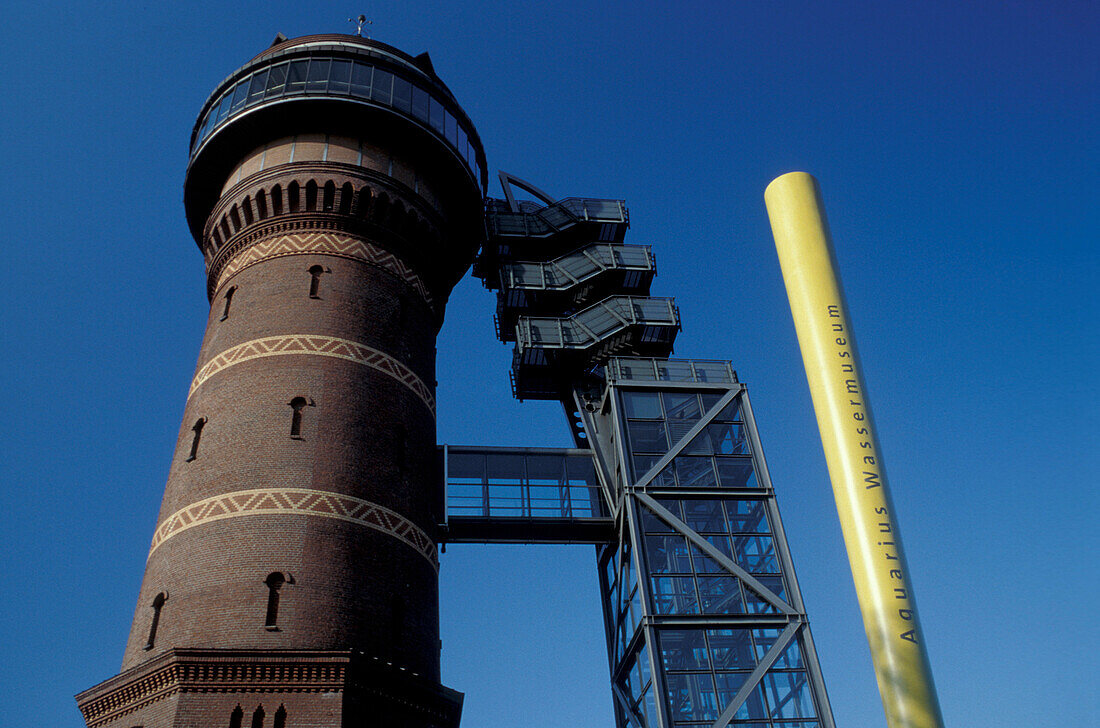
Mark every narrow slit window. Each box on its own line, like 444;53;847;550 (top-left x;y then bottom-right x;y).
287;181;299;213
229;706;243;728
338;182;353;214
256;189;268;219
271;184;283;215
322;181;335;212
187;417;207;461
220;286;236;321
305;180;318;211
308;265;324;299
143;592;167;650
289;397;308;438
264;573;285;629
272;706;286;728
250;706;265;728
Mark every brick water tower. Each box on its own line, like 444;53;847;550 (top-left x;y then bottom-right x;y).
77;34;487;727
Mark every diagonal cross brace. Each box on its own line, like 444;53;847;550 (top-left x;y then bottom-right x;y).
631;387;741;490
633;492;796;616
709;620;801;728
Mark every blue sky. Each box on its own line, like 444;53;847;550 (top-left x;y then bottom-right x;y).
1;2;1096;726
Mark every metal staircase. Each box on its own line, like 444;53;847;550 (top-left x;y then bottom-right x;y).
495;243;657;341
476;177;679;400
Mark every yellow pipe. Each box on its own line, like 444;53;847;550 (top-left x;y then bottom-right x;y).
764;172;945;728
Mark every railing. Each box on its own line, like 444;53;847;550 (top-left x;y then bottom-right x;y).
485;197;628;238
606;356;738;384
515;296;679;351
444;446;608;520
502;243;654;291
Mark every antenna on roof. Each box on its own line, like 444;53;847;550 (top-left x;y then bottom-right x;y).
348;14;372;38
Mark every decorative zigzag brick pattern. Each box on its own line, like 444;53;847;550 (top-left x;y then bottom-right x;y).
215;231;434;307
189;334;435;415
149;488;438;570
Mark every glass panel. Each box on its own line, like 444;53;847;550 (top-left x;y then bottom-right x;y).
694;361;733;383
214;91;234;123
629;420;669;454
697;575;745;614
617;359;658;381
485;453;525;482
659;629;709;671
645;461;678;488
753;629;803;668
640;504;673;533
700;391;724;413
645;534;691;574
447;452;485;481
658;360;695;381
714;399;743;422
707;629;755;669
664;392;701;421
636;641;653;691
197;110;214;142
392;75;412;113
457;125;469;163
306;57;330;91
651;576;698;615
371;68;393;105
445;110;458;145
672;421;706;453
666;673;719;722
286;59;309;94
675;456;719;488
744;577;785;614
525;453;565;484
689;544;725;574
763;671;816;719
350;62;372;97
702;534;734;563
716;458;757;488
683;500;725;532
655;498;684;520
642;686;659;728
411;84;430;121
246;69;269;105
229;78;250;111
726;500;769;533
733;535;779;573
706;423;749;455
714;671;754;710
732;684;768;720
329;59;352;94
429;96;445;133
623;391;662;419
265;62;289;97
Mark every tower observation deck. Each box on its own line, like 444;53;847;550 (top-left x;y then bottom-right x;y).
78;33;836;728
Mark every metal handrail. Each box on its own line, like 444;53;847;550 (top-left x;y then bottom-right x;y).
516;296;679;351
502;243;654;291
486;197;628;238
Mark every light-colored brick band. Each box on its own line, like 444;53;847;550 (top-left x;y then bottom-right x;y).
189;334;435;416
149;488;438;570
216;231;434;307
